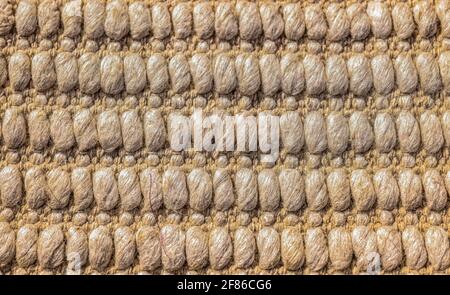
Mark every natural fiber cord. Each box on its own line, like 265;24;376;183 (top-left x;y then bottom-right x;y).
0;0;449;275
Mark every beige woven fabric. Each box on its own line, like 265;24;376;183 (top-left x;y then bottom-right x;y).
0;0;449;275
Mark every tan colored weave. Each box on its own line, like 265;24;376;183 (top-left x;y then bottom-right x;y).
0;0;449;275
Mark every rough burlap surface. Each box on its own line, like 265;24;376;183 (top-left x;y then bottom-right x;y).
0;0;449;275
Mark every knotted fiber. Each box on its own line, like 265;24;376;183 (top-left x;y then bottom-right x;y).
0;0;449;275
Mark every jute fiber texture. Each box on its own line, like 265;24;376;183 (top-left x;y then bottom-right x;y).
0;0;449;275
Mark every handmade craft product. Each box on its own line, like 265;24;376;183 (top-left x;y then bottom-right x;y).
0;0;449;275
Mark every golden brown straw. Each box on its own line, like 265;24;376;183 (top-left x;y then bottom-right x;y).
0;0;449;275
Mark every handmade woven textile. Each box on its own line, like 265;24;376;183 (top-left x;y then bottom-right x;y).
0;0;450;275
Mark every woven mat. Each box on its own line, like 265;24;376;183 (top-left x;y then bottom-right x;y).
0;0;449;275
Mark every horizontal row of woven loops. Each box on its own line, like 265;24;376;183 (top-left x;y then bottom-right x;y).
0;221;449;273
1;0;449;41
0;164;449;212
1;50;449;95
1;108;450;155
